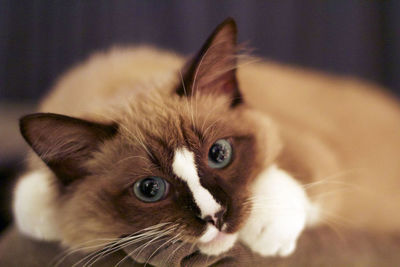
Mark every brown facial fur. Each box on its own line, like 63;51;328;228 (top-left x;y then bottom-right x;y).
53;92;278;248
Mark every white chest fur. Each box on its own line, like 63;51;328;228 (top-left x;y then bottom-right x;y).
239;165;319;257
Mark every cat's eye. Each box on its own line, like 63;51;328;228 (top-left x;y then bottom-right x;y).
208;139;233;169
133;177;169;203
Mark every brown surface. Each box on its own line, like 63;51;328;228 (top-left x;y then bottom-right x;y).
0;226;136;267
1;225;400;266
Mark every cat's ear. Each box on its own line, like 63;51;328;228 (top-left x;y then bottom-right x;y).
20;113;118;185
176;17;242;107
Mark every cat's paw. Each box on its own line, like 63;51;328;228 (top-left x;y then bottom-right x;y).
238;165;312;257
240;218;302;257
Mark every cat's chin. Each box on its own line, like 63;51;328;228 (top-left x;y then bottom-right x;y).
197;225;238;256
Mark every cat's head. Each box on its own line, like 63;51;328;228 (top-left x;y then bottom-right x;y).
18;18;282;256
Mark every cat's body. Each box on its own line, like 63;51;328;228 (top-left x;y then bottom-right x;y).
13;19;400;263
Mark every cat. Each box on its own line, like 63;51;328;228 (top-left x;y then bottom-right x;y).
12;17;400;264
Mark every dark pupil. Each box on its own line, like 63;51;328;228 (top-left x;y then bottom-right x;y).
140;179;160;197
209;143;228;163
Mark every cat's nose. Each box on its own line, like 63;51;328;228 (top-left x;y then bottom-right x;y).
203;208;226;231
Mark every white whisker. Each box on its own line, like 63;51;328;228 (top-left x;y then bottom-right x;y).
178;70;195;129
144;232;183;266
69;223;175;267
163;241;186;266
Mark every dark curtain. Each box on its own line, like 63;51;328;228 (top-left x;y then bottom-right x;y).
0;0;399;101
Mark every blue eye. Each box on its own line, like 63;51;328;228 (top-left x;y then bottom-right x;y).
133;177;169;202
208;139;233;169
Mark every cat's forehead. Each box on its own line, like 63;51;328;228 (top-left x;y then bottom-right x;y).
118;92;242;146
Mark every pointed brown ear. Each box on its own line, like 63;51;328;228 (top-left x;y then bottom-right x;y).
176;17;242;107
20;113;118;185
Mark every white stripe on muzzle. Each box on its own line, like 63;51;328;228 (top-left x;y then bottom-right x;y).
172;147;221;218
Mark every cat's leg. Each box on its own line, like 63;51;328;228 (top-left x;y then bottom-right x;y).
13;170;60;241
239;165;319;257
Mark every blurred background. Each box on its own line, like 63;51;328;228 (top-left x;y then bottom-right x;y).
0;1;399;233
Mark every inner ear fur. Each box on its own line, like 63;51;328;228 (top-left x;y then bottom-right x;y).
176;17;242;107
20;113;118;185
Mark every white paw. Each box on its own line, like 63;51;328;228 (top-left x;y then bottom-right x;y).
242;220;300;257
239;165;314;257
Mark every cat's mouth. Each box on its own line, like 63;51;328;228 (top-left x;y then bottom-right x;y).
197;225;238;256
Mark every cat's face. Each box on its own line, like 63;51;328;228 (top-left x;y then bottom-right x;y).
20;19;281;255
